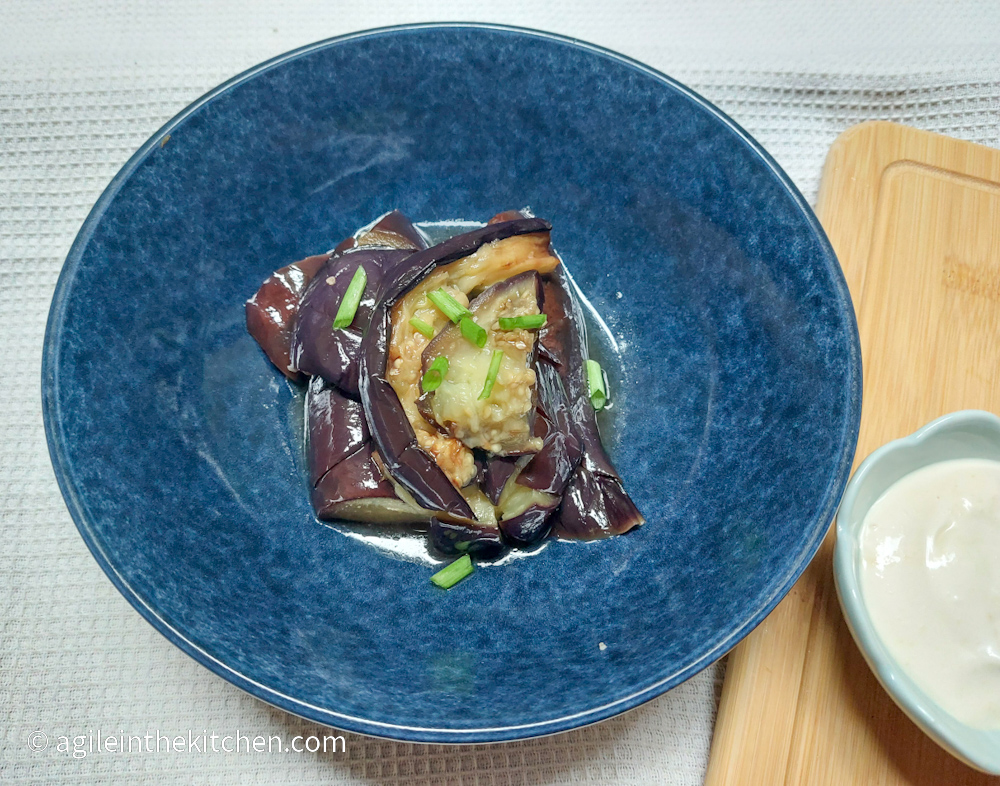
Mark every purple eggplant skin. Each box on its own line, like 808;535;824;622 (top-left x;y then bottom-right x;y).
290;247;413;397
361;336;477;521
480;455;519;505
498;503;558;546
538;270;645;539
358;332;470;517
245;253;329;380
359;217;552;521
515;361;582;495
311;444;397;520
429;518;505;560
305;376;370;488
556;467;644;539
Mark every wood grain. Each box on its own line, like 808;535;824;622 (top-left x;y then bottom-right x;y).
705;122;1000;786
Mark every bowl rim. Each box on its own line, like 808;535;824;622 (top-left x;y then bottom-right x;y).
42;22;862;742
834;409;1000;773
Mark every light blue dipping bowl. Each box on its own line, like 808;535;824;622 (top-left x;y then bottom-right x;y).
834;409;1000;774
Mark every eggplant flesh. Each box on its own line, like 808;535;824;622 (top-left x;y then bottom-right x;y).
361;352;478;522
419;272;544;456
482;350;584;546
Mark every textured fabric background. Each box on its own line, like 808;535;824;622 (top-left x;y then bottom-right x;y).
2;2;999;784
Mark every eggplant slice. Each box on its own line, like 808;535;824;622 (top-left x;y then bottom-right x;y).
491;360;584;546
305;376;369;488
480;454;520;505
307;377;431;524
538;270;645;539
312;444;429;524
430;516;505;559
245;252;329;380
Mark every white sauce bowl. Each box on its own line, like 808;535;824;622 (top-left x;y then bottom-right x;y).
834;409;1000;774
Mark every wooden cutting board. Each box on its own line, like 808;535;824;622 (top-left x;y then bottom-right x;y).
704;122;1000;786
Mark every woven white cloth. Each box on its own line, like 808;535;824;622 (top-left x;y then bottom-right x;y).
2;1;999;783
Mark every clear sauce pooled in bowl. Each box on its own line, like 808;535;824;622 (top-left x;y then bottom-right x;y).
860;458;1000;729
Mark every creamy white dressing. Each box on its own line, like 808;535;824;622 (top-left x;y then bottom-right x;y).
860;458;1000;728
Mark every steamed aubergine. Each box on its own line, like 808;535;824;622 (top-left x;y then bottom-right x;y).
245;210;643;559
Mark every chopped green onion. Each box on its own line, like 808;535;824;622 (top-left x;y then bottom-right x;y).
430;555;474;589
421;356;449;392
427;288;471;323
409;317;436;338
478;350;504;400
585;359;608;411
498;313;547;330
332;266;367;329
459;316;487;348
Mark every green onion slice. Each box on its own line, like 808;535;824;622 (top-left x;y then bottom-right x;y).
585;358;608;411
409;317;436;338
498;313;547;330
430;555;474;589
459;316;487;348
421;356;449;392
479;350;504;400
332;266;367;329
427;288;471;323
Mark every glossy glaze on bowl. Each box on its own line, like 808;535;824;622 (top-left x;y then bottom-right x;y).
43;24;861;742
835;410;1000;773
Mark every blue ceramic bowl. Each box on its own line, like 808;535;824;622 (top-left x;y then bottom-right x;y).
42;24;861;742
835;410;1000;773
